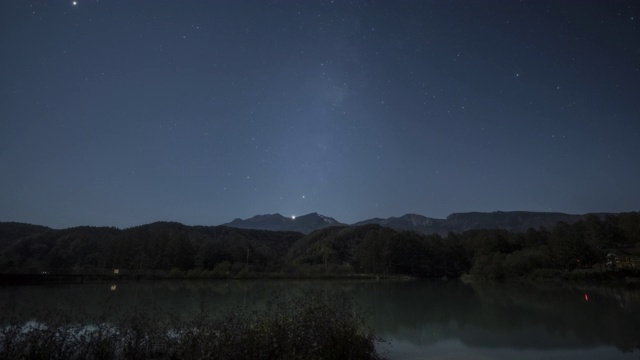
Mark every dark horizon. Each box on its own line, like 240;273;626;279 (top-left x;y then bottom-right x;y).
3;208;635;232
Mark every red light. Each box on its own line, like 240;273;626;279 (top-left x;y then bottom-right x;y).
584;294;589;302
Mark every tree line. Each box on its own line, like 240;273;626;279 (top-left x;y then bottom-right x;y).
1;212;639;280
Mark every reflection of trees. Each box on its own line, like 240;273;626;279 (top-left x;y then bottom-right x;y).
353;280;640;353
2;280;639;353
468;281;640;352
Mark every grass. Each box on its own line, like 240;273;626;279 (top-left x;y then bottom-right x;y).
0;294;383;360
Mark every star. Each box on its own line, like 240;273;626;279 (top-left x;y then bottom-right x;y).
3;0;639;230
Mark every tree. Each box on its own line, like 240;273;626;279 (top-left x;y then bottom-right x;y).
172;235;195;271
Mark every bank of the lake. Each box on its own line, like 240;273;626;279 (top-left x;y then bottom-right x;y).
0;272;414;286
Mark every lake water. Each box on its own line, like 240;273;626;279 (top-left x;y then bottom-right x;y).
1;279;639;359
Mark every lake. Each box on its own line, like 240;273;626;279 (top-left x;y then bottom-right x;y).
1;279;639;359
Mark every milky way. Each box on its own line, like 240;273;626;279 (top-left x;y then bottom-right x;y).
1;0;639;228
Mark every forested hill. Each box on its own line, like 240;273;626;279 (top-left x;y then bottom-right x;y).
1;212;639;280
0;222;302;276
0;222;51;249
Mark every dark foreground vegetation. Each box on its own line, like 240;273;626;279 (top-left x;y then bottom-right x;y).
1;212;639;281
0;295;381;360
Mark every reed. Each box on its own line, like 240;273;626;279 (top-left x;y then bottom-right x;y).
0;294;383;360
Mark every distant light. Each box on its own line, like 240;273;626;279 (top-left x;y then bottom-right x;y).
72;1;78;5
291;215;296;220
584;293;589;302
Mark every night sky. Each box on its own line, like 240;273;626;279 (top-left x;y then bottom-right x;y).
1;1;639;229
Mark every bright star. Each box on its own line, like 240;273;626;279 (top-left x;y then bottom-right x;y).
72;1;78;5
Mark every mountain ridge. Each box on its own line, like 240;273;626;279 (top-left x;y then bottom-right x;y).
1;210;618;235
224;211;612;234
221;212;344;234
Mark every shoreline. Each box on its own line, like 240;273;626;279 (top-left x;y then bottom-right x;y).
0;272;416;285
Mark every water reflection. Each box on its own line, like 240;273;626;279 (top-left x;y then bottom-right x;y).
1;279;639;359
